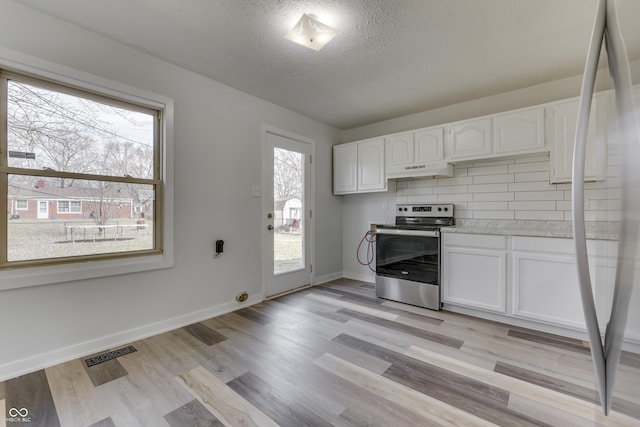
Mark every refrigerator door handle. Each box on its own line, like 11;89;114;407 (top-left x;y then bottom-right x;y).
572;0;606;413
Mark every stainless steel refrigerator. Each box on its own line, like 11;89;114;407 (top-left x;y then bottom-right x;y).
572;0;640;415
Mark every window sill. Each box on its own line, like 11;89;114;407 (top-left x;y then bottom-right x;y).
0;252;174;291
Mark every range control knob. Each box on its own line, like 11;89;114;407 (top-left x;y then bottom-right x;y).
444;207;448;212
398;207;402;212
438;207;442;212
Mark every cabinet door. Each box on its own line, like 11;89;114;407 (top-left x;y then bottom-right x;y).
512;251;587;329
333;143;358;194
493;107;546;155
386;132;414;169
442;233;507;313
414;127;445;163
551;98;604;183
511;237;617;331
447;118;492;161
358;138;386;192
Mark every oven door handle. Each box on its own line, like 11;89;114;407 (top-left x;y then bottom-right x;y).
375;228;439;238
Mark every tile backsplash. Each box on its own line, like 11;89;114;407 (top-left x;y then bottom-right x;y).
395;152;620;222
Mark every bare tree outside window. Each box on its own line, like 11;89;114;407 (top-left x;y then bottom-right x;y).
273;147;303;223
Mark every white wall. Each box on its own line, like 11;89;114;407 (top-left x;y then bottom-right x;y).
341;188;396;283
0;0;342;379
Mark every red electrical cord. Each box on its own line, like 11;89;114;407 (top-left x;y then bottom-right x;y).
356;230;376;270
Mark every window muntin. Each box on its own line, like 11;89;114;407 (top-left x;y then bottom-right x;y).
1;71;163;268
15;199;27;210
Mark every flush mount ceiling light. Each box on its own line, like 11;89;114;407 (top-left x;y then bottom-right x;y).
284;13;338;51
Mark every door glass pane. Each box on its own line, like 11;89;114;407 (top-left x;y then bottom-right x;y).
273;147;304;274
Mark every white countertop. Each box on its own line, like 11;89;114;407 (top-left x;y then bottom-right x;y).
441;219;620;241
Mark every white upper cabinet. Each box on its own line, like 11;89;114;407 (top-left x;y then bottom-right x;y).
415;127;445;163
446;107;548;163
550;95;605;183
493;107;546;155
446;118;492;161
386;126;447;178
333;143;358;194
358;138;387;192
386;132;414;169
333;138;386;195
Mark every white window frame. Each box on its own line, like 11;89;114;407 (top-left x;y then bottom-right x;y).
57;200;82;214
57;200;69;213
15;199;27;210
70;200;82;213
0;48;174;291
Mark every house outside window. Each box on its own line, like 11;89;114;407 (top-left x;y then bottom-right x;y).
15;199;27;210
1;70;164;268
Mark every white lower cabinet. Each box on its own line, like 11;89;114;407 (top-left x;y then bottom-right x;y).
442;233;507;313
442;233;624;338
512;246;587;329
512;236;617;332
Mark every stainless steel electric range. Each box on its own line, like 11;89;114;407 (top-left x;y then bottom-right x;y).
374;203;454;310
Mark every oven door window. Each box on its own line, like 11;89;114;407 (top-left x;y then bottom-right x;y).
376;234;439;284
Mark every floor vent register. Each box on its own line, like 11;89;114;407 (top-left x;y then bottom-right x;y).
84;345;137;367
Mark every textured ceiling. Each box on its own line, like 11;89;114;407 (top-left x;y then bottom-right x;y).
13;0;640;130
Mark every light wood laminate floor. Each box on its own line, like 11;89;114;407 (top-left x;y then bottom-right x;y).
1;279;639;426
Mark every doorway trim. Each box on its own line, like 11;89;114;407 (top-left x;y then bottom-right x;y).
261;124;316;300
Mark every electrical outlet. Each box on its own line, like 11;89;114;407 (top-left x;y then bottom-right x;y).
252;185;262;197
382;202;388;210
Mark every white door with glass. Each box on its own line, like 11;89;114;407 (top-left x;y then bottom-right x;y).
37;201;48;219
263;129;313;298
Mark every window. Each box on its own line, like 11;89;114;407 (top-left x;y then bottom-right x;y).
15;199;27;210
57;200;82;214
1;70;164;268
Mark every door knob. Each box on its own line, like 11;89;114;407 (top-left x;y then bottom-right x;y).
267;224;274;231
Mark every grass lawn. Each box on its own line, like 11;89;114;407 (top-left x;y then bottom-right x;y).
7;219;154;262
274;231;303;273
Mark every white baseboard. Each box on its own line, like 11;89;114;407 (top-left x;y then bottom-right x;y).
0;294;262;382
342;270;375;283
314;271;343;285
443;304;640;354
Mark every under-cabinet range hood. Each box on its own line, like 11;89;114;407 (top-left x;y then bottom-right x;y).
386;161;454;179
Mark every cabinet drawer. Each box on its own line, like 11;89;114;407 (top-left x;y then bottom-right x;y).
513;235;617;257
442;232;507;250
